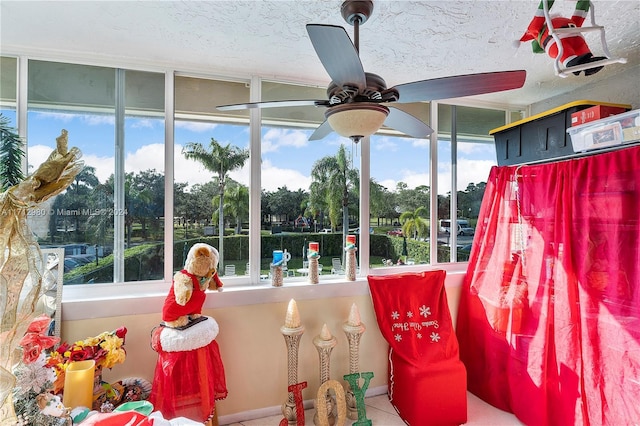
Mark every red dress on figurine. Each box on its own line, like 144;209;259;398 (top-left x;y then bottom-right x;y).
150;314;227;422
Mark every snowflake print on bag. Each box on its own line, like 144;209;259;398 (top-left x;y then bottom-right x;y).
430;332;441;342
420;305;431;318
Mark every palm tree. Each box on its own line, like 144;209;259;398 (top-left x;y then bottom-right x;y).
0;114;25;191
124;172;153;247
310;144;359;244
182;138;249;269
213;182;249;235
69;165;100;239
400;206;429;240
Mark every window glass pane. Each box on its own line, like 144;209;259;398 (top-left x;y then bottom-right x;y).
27;61;165;284
0;56;17;109
454;106;504;261
1;56;19;187
123;69;165;281
27;60;116;284
370;102;430;268
174;76;250;280
261;81;356;281
439;104;505;262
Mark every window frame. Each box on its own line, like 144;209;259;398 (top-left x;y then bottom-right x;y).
3;53;524;316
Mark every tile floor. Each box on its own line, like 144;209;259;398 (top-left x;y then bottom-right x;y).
224;392;523;425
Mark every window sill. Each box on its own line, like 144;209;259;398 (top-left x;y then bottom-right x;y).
61;263;468;321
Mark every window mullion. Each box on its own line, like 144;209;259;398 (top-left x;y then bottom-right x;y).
429;101;439;264
114;69;126;282
249;76;262;281
164;70;175;282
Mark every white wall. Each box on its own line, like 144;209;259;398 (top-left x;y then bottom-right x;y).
61;272;466;423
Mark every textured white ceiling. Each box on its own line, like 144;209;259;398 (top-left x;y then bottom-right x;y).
1;0;639;106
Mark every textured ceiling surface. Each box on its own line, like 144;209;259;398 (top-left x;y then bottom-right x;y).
1;0;639;106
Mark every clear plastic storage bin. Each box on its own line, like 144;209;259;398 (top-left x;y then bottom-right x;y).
567;109;640;152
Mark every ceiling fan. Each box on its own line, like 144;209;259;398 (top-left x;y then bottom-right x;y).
217;0;526;143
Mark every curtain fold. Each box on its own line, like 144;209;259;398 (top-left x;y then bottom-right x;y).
456;145;640;426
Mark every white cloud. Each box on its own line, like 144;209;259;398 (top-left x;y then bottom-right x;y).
83;154;115;183
262;128;309;154
26;145;55;173
437;157;495;195
261;159;310;192
372;136;400;152
126;143;164;175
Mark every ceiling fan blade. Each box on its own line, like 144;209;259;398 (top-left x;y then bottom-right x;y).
308;120;334;141
306;24;366;90
385;107;434;138
217;99;329;111
393;70;526;104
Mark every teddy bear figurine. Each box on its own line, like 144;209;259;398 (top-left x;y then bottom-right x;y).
162;243;223;329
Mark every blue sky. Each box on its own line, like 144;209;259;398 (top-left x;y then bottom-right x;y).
14;110;498;195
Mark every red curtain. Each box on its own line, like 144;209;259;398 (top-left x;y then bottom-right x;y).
456;145;640;425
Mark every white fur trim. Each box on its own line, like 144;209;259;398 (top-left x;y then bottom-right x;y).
159;316;219;352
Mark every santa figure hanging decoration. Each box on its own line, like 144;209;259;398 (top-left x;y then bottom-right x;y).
517;0;606;76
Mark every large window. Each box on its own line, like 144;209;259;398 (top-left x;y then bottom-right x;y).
3;54;522;288
174;75;250;278
260;81;353;281
25;60;165;284
437;104;513;262
369;102;431;268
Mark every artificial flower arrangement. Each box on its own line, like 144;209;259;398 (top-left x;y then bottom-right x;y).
45;326;128;394
12;314;65;426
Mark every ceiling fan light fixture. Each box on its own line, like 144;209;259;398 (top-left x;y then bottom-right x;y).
325;103;389;140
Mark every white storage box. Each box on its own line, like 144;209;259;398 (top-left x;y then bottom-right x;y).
567;109;640;152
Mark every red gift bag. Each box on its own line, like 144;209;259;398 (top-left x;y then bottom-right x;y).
368;271;467;425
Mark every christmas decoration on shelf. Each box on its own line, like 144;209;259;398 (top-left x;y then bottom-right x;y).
280;299;305;425
345;235;357;281
308;242;320;284
272;250;284;287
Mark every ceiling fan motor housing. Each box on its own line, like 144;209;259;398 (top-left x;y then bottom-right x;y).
327;72;398;104
341;0;374;25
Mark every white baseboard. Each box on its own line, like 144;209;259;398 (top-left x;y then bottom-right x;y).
218;385;387;425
